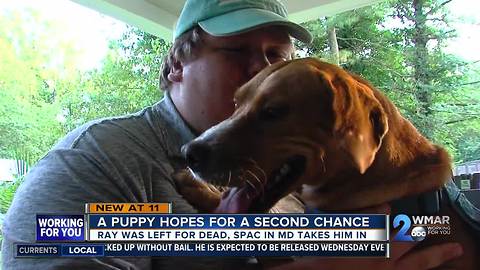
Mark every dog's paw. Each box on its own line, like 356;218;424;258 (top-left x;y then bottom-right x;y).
172;169;222;212
172;169;196;188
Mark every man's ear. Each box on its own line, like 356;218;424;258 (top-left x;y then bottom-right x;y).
167;60;183;83
342;105;388;174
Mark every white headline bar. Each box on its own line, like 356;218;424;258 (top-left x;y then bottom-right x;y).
88;229;387;241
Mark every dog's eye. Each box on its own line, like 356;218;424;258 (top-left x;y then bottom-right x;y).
260;106;289;121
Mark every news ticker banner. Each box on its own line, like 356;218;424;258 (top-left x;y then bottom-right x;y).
16;242;389;257
16;203;391;258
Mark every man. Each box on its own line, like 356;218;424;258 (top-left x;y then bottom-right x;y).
2;0;463;269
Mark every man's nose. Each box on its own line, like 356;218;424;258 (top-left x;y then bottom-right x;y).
247;52;270;78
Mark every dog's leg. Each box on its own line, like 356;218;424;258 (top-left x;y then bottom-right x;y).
173;169;222;212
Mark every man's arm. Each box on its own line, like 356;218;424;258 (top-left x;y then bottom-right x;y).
1;148;153;269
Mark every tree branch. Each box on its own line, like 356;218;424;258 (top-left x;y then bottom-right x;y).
449;102;480;106
458;80;480;86
444;116;477;125
426;0;453;15
456;60;480;67
433;110;480;116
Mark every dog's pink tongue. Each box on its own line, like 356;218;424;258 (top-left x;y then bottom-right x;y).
213;186;256;213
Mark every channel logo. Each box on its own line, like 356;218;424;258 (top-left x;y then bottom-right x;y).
393;214;450;242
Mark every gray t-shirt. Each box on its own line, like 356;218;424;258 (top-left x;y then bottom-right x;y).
1;93;259;269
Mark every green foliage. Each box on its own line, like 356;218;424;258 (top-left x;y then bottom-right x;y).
298;0;480;163
0;13;169;216
0;13;167;161
0;177;24;247
58;28;167;131
0;10;66;162
0;177;24;214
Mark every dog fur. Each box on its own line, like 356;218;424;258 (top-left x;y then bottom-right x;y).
175;58;479;269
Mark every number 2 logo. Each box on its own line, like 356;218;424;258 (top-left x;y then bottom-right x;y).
393;214;413;241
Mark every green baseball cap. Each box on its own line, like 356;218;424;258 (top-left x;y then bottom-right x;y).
174;0;312;43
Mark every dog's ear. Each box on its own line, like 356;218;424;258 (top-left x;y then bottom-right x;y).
325;73;389;174
341;105;388;174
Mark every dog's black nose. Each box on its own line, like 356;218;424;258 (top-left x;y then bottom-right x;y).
182;142;211;171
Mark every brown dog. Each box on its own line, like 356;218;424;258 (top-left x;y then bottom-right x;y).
175;58;478;269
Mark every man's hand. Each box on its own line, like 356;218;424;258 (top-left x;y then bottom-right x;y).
214;186;464;269
270;201;463;270
267;241;463;270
